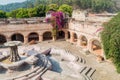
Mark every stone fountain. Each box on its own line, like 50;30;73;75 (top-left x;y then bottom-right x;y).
4;41;21;62
0;43;52;80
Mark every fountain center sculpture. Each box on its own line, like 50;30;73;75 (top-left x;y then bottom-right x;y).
4;41;21;62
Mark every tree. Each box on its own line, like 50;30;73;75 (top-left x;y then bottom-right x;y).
46;4;59;12
16;8;29;18
78;0;92;9
28;8;37;17
8;9;20;18
58;4;72;16
91;0;114;12
101;12;120;73
0;10;7;18
35;4;46;17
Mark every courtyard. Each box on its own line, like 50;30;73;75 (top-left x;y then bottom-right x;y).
39;40;120;80
0;40;119;80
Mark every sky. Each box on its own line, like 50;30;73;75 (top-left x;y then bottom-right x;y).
0;0;27;5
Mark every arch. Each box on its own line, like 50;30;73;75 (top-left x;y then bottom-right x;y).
80;35;88;48
91;39;102;55
0;34;6;44
57;30;65;39
68;31;70;39
73;32;78;42
43;31;52;41
11;33;24;42
28;32;39;42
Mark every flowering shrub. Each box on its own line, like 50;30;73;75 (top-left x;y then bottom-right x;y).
46;10;65;30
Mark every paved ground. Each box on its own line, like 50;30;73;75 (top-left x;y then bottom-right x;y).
37;40;120;80
0;40;120;80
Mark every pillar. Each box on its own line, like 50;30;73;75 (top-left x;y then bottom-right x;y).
39;35;43;42
65;32;68;41
87;39;91;51
70;32;74;43
7;37;11;42
24;36;28;44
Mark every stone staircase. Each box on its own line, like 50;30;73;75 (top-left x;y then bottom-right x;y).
79;66;96;80
64;49;86;64
43;47;95;80
55;48;95;80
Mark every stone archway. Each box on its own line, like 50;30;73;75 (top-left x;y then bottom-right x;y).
57;31;65;39
43;31;52;41
91;40;102;55
11;33;24;42
73;33;78;42
68;31;70;39
0;34;6;44
80;36;88;48
28;32;39;42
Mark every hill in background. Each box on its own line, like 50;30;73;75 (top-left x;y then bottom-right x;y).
0;0;120;12
0;0;35;12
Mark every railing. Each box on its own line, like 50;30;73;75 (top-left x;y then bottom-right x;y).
0;17;69;25
0;17;46;25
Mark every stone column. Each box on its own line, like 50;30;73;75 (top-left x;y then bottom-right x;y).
24;36;28;44
7;37;11;42
39;35;43;42
87;39;91;51
70;32;74;43
9;45;21;62
65;32;68;41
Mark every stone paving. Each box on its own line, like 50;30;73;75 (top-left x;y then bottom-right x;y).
36;40;120;80
0;40;120;80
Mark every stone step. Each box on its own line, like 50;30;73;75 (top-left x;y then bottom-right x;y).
75;56;79;61
81;67;92;76
36;66;45;74
10;54;47;80
80;66;87;73
79;57;86;64
15;76;29;80
80;67;96;80
85;67;92;75
27;73;37;79
13;66;40;80
31;68;48;80
27;58;49;79
82;74;93;80
39;68;48;76
87;68;96;77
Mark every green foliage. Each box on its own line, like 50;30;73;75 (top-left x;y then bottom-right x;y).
28;8;37;17
78;0;92;9
46;4;59;12
6;4;46;18
35;5;46;17
101;13;120;73
0;0;116;18
16;8;29;18
0;0;117;13
8;9;20;18
0;10;7;18
34;0;41;7
91;0;114;12
58;4;72;16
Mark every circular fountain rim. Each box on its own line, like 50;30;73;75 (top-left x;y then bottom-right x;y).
4;41;22;47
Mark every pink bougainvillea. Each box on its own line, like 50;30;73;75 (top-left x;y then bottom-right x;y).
46;10;65;30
